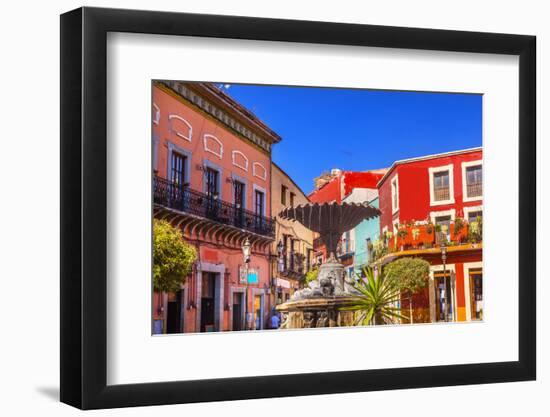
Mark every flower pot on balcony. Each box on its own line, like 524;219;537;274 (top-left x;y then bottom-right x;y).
451;221;468;244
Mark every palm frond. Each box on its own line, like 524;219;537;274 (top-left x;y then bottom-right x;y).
339;265;408;326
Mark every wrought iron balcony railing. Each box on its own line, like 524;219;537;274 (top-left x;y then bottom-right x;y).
433;186;450;201
153;176;275;238
466;182;482;198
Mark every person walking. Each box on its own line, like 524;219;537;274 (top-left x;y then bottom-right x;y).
270;312;280;329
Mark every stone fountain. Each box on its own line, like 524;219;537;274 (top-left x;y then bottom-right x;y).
276;201;380;329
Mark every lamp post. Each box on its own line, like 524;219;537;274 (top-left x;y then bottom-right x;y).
241;237;252;330
440;242;448;322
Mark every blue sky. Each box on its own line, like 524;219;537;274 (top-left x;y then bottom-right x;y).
222;84;482;195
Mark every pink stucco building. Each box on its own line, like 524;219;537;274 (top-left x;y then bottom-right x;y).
152;81;281;333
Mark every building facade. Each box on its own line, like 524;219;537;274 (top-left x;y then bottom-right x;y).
270;163;315;306
376;148;483;323
309;169;386;264
152;81;281;333
351;196;381;275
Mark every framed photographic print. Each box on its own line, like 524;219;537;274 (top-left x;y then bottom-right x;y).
60;6;536;410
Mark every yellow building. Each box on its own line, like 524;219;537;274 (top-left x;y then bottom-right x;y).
270;163;315;306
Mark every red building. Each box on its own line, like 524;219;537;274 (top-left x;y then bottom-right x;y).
152;81;281;333
376;148;483;323
309;169;386;263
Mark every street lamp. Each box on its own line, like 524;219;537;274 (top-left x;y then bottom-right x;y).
440;242;448;322
241;237;252;330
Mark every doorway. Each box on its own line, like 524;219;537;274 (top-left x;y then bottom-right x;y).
200;272;217;332
254;294;264;330
166;290;184;334
434;271;453;322
469;268;483;320
232;292;244;331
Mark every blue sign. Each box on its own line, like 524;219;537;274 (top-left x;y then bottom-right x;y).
247;271;259;284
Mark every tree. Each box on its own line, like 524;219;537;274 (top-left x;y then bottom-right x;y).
153;219;197;293
304;267;319;285
340;265;407;326
383;257;430;323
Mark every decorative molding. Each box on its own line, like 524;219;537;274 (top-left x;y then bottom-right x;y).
152;102;160;125
162;81;273;153
203;134;223;159
168;114;192;142
252;162;267;181
232;150;249;171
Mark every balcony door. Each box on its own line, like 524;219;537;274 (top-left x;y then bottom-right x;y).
435;215;452;244
170;152;187;209
254;189;265;232
233;180;245;227
205;168;219;219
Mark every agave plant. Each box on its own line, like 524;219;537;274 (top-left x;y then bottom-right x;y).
341;265;407;326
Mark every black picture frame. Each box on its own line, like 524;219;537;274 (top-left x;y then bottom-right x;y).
60;6;536;410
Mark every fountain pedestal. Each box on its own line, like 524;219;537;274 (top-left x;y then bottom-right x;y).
275;201;380;329
276;297;356;329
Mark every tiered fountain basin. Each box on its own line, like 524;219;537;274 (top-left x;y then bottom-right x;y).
275;201;380;329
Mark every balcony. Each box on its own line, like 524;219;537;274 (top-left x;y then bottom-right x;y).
368;219;482;265
280;252;305;280
386;219;482;253
153;176;275;238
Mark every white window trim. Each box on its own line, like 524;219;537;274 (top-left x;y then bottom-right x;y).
391;174;399;214
461;160;483;202
168;114;192;142
152;102;160;125
463;205;483;222
392;218;400;232
429;208;456;224
252;162;267;181
203;134;223;159
231;150;249;171
463;261;483;322
429;164;455;206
